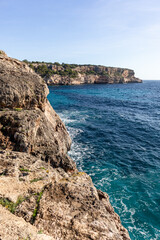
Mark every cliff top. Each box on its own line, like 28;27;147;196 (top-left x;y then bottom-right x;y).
24;59;134;71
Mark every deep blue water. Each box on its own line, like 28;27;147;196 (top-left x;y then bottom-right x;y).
48;81;160;240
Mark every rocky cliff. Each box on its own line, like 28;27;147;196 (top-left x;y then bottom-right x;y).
27;61;142;85
0;51;131;240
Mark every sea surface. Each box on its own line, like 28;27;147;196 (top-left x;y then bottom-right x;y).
48;81;160;240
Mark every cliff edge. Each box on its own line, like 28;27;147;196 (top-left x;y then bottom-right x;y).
26;61;142;85
0;51;130;240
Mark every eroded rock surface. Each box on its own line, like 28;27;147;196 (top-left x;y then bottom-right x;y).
0;51;131;240
35;173;129;240
0;103;74;171
0;51;48;110
0;205;54;240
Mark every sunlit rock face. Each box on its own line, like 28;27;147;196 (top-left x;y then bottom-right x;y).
0;51;131;240
42;64;142;85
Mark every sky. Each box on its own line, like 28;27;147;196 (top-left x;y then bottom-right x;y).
0;0;160;80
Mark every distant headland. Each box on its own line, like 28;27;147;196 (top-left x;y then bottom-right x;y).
23;59;142;85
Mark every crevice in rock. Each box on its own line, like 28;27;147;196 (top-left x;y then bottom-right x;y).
30;188;45;224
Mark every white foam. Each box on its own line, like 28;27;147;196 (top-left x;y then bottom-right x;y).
67;126;83;140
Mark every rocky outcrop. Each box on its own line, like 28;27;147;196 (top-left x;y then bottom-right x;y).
0;51;131;239
0;51;74;171
29;61;142;85
0;52;48;110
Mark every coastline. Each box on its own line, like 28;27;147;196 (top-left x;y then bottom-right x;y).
0;51;131;239
23;60;142;86
47;81;160;239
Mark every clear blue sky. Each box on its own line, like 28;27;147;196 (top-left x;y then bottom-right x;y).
1;0;160;79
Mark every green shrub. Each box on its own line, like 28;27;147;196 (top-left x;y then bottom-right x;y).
0;196;25;213
31;189;44;223
19;168;30;172
23;59;29;63
54;62;61;66
14;108;22;111
30;177;43;183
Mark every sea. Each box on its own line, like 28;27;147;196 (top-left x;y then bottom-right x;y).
48;80;160;240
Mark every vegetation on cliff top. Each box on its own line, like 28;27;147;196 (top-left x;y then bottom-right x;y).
23;60;80;78
23;60;129;79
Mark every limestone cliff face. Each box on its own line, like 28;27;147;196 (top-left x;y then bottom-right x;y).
0;53;48;110
0;51;131;240
30;62;142;85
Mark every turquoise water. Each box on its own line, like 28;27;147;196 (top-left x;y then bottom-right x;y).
48;81;160;240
